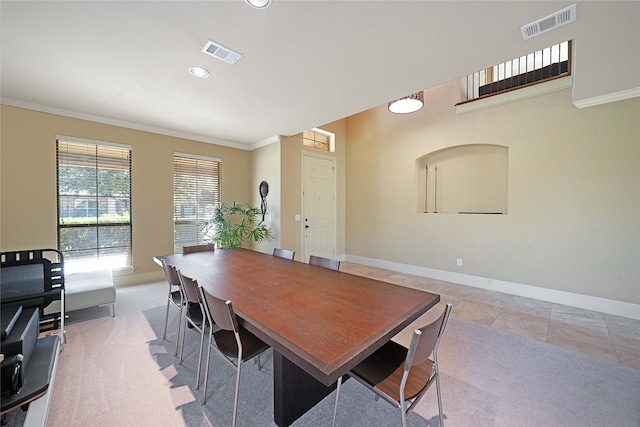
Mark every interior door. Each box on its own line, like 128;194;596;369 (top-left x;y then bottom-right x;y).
303;154;336;262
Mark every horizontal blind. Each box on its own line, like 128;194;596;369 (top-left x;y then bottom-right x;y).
57;139;132;270
174;154;221;253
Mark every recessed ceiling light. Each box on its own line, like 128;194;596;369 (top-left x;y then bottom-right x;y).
245;0;272;9
188;66;210;78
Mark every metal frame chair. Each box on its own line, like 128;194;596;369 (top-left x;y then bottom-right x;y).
176;270;212;389
309;255;340;271
198;285;270;427
333;303;453;427
160;260;184;356
272;248;295;260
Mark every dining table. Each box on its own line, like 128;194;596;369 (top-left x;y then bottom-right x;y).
154;248;440;427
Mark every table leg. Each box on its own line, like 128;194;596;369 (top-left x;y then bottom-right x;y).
273;349;336;427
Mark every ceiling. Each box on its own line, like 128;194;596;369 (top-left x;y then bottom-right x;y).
2;1;638;150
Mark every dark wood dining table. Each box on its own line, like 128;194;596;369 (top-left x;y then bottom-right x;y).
154;248;440;427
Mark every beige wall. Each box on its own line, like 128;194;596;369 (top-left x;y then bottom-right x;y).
0;106;251;283
250;139;281;254
3;84;638;307
345;82;640;304
279;120;347;262
279;134;302;260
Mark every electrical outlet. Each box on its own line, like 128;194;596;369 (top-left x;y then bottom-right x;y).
456;258;463;267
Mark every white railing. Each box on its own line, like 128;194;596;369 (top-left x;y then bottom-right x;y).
461;41;571;102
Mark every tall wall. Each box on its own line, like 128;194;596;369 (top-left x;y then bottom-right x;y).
344;82;640;307
0;106;251;284
250;139;281;254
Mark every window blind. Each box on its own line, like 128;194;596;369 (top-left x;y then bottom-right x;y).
173;154;221;253
57;139;132;270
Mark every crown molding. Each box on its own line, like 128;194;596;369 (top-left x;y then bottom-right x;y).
0;98;253;151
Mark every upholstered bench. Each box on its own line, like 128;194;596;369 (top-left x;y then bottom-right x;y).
45;270;116;317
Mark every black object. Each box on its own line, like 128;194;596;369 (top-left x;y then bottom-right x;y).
259;181;269;221
1;249;65;332
1;305;23;341
1;354;24;397
0;336;59;414
1;308;39;373
0;249;64;417
0;307;39;400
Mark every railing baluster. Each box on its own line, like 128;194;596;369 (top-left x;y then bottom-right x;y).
462;41;570;103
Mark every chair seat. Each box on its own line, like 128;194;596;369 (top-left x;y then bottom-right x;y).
351;340;434;403
186;302;205;327
213;328;269;362
170;289;183;305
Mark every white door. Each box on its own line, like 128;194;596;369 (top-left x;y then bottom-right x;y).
303;154;336;262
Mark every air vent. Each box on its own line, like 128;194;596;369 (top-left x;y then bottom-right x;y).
521;4;577;40
201;40;243;65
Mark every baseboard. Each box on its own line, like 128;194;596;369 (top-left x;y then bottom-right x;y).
344;254;640;320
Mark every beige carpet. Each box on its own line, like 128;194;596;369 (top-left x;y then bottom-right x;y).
47;311;193;426
10;279;636;427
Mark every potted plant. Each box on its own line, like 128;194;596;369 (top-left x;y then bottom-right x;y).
202;201;274;249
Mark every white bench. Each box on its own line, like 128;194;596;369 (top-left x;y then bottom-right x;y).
45;270;116;317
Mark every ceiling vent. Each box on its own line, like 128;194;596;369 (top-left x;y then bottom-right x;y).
201;40;243;65
521;4;577;40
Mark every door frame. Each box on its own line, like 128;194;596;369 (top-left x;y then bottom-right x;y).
301;151;337;264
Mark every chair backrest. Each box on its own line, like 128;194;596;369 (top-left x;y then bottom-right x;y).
183;243;215;254
308;255;340;271
177;270;200;304
406;303;452;369
273;248;295;260
161;260;180;286
199;285;238;333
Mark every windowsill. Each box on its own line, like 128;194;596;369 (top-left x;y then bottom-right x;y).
456;76;572;114
64;261;135;276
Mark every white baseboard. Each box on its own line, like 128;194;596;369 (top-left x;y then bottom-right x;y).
344;254;640;320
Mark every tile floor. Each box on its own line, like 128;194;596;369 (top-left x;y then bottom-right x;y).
340;262;640;370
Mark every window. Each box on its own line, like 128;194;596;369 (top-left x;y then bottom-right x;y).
173;153;221;253
303;128;334;152
57;138;132;272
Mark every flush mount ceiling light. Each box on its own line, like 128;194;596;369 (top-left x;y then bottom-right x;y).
388;91;424;114
188;66;210;78
245;0;272;9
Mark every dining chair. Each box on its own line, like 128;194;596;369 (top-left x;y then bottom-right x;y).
183;243;215;254
161;260;185;356
273;247;295;260
309;255;340;271
198;285;270;427
176;270;213;389
332;303;453;427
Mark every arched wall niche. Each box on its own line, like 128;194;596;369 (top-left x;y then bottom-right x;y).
416;144;508;214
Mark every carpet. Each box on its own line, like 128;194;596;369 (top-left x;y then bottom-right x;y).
17;297;640;427
143;305;431;427
142;304;640;427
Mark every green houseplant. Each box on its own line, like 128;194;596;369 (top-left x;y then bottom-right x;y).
202;201;274;249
